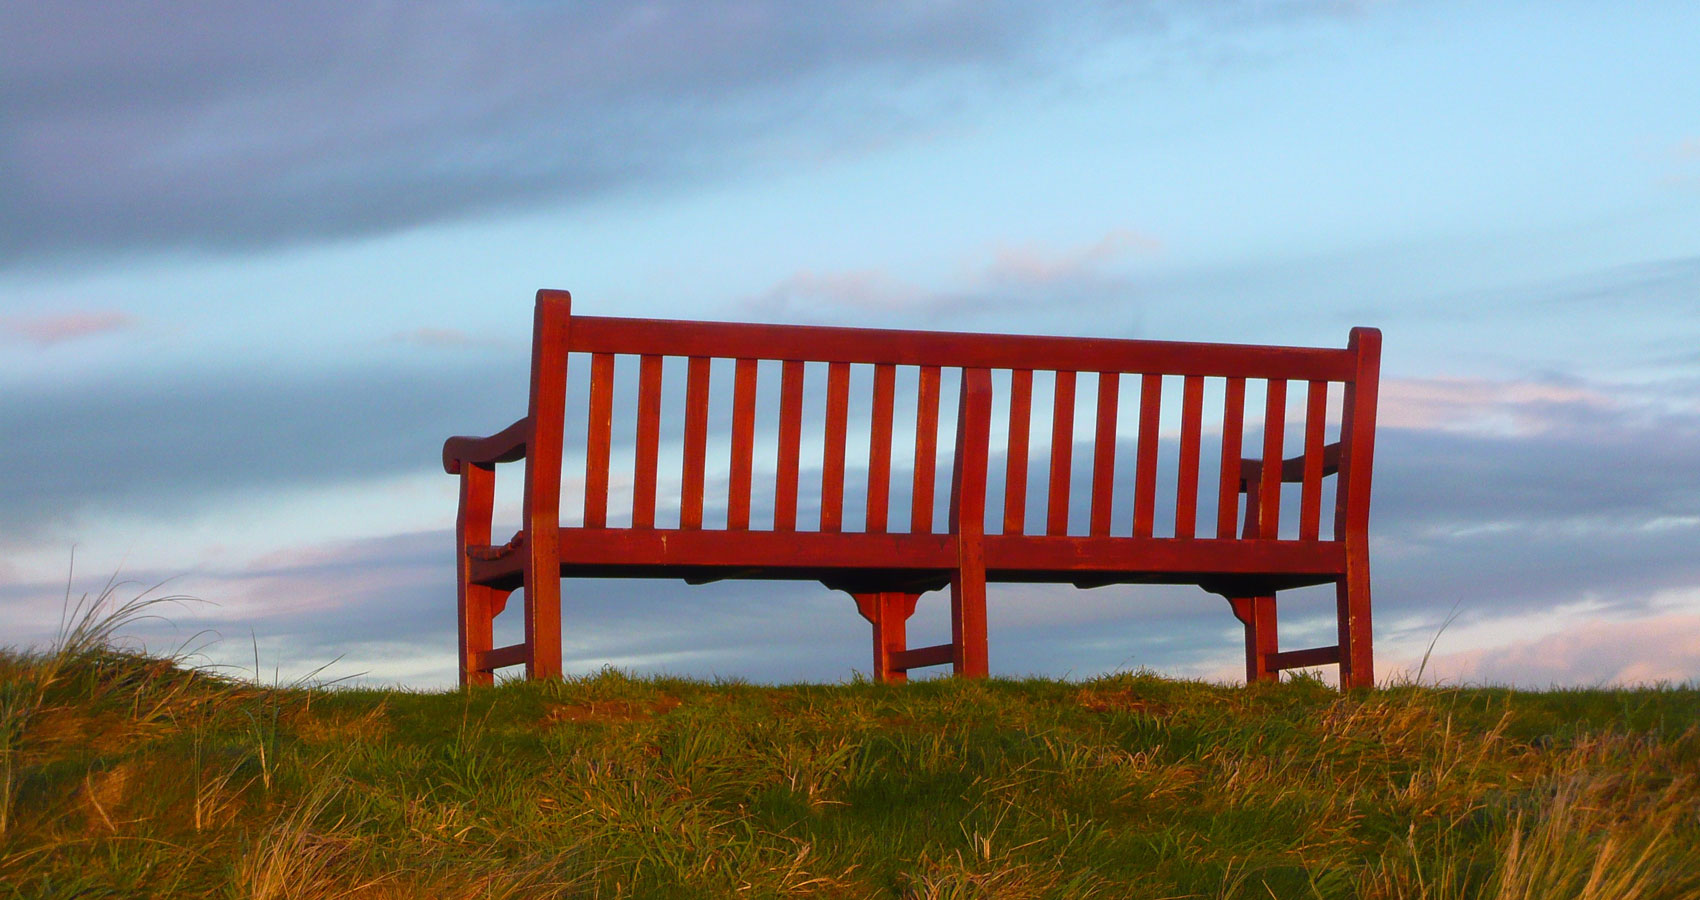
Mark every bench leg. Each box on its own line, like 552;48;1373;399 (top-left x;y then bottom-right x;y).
1228;595;1279;684
459;586;513;686
523;541;563;680
456;463;498;688
853;591;922;683
951;537;990;678
1336;549;1375;689
458;583;497;687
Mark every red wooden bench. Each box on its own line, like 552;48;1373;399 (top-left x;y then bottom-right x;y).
443;290;1382;689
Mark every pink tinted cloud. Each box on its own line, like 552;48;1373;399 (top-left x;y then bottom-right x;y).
1188;612;1700;689
4;310;136;346
985;228;1162;282
1410;613;1700;687
746;227;1159;319
1379;376;1613;434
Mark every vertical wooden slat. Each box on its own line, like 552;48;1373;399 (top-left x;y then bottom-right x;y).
911;365;941;534
1047;370;1076;536
726;358;758;531
1299;379;1328;541
821;361;851;532
1089;372;1119;536
679;356;711;530
866;364;896;533
1003;369;1032;536
1174;375;1204;539
774;359;804;532
1258;379;1288;539
1216;376;1247;539
950;368;993;678
582;352;614;529
631;353;663;529
1133;373;1163;539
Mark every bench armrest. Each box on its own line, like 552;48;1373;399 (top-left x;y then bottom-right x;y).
443;417;530;474
1238;441;1340;492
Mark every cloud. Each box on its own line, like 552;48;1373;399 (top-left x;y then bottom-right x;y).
0;353;528;540
2;310;136;345
1373;376;1700;532
1531;255;1700;316
745;228;1156;329
0;2;1352;268
1406;611;1700;688
1380;375;1615;435
747;269;927;316
984;229;1163;282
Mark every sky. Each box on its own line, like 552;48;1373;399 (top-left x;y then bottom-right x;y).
3;1;1697;689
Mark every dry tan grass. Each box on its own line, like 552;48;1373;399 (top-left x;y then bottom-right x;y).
4;611;1699;900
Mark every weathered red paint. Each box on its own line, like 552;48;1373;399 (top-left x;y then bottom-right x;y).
443;290;1383;689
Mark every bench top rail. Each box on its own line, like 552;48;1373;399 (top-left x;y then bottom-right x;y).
567;315;1356;382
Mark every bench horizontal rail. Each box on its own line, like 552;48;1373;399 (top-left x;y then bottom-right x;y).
891;643;955;671
475;642;529;672
567;316;1355;381
1268;645;1342;671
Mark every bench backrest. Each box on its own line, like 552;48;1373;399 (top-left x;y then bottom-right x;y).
521;291;1380;546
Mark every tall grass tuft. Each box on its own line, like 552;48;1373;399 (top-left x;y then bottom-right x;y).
1;559;199;838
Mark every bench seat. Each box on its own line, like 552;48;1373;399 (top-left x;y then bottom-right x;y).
469;528;1342;593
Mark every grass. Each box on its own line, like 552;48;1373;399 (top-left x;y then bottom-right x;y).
2;591;1699;897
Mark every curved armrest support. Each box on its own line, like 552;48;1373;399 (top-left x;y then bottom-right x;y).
1238;441;1341;493
443;417;530;474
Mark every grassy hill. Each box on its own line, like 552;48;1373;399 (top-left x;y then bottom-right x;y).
4;625;1698;898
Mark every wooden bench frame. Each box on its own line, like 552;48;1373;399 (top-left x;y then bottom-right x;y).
443;290;1381;688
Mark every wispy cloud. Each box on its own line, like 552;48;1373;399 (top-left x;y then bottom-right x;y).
2;310;136;346
747;269;926;316
745;228;1157;329
984;229;1162;282
1380;375;1615;435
